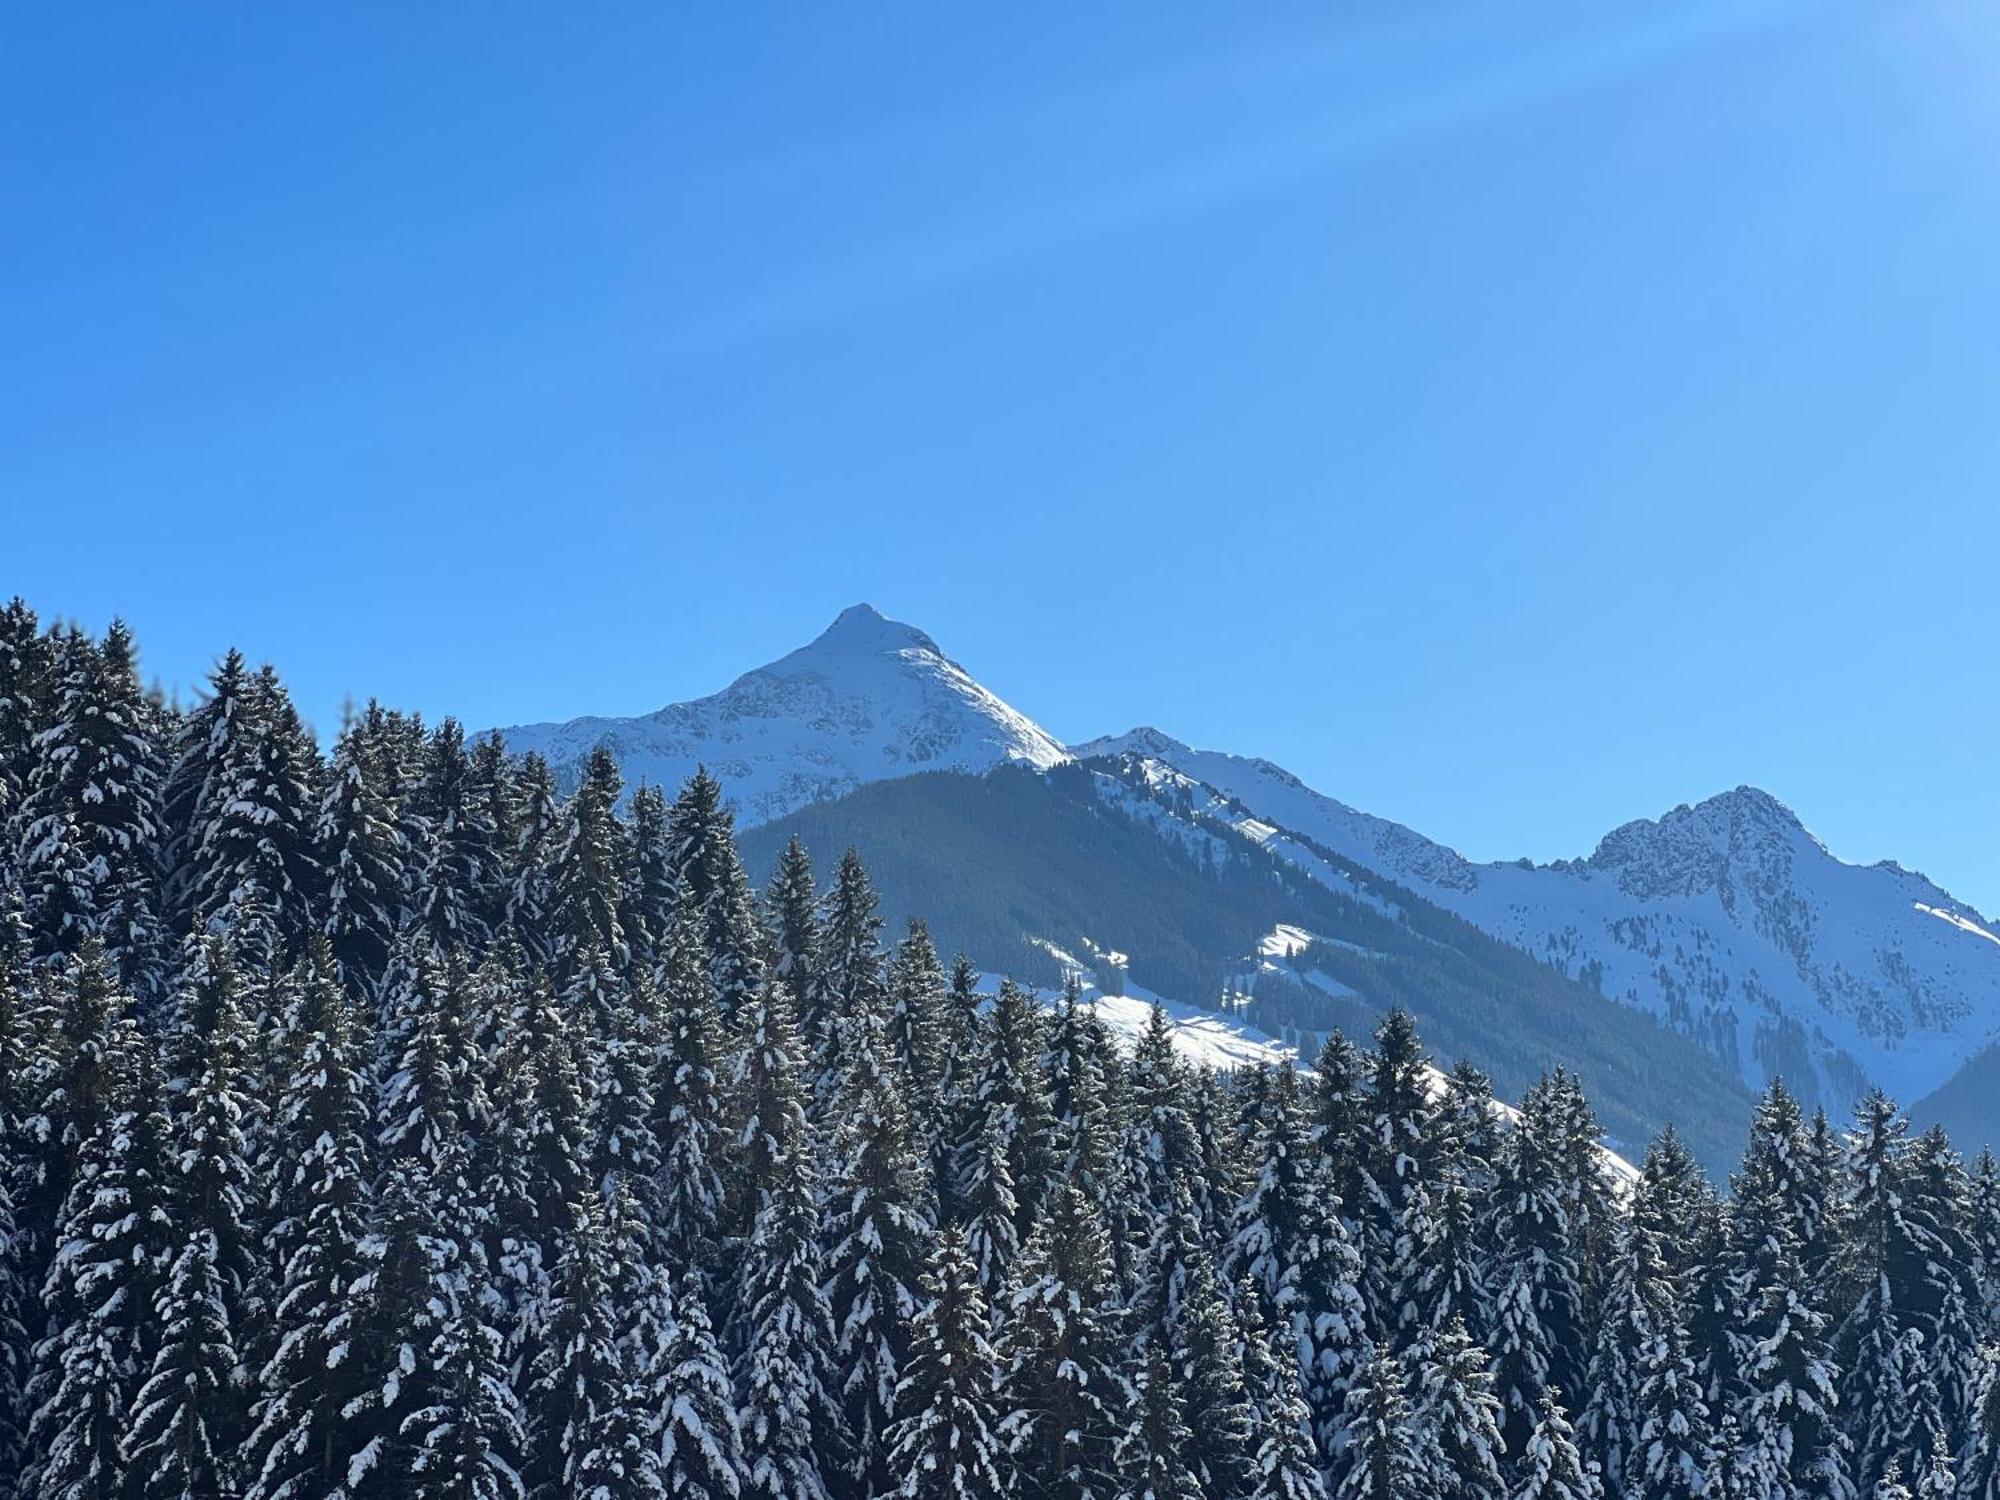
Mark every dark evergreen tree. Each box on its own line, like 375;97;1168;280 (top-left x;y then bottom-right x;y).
1176;1259;1257;1500
241;951;375;1500
818;847;887;1065
999;1182;1133;1500
1355;1009;1435;1351
735;996;839;1500
1124;1346;1204;1500
1408;1316;1508;1500
525;1195;662;1500
315;719;405;996
655;1268;747;1500
1226;1062;1368;1470
820;996;932;1500
621;782;675;970
402;1302;529;1500
653;903;730;1279
14;624;165;988
546;746;625;973
504;754;562;966
1513;1388;1601;1500
954;979;1056;1258
1491;1080;1589;1453
1332;1340;1430;1500
667;768;765;1023
25;1023;173;1500
414;718;501;955
763;838;826;1063
882;1227;1008;1500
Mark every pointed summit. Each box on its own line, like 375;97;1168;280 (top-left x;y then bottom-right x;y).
491;608;1066;826
792;603;941;660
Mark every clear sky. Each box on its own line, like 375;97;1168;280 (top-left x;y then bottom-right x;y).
5;1;1998;912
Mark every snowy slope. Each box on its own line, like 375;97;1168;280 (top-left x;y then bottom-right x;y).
998;937;1637;1185
1075;729;2000;1115
493;605;1068;825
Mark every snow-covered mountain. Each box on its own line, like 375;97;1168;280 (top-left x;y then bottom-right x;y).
492;604;1068;825
497;606;2000;1130
1074;727;2000;1117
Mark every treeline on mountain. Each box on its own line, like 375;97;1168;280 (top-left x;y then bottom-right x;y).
3;602;2000;1500
740;758;1751;1170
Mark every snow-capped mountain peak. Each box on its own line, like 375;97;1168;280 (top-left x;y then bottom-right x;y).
1072;730;2000;1116
491;604;1068;825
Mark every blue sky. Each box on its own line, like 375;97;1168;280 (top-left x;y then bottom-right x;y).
6;1;1998;911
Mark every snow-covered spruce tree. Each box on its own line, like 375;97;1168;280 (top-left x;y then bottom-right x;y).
1630;1126;1715;1285
15;941;123;1307
1124;1345;1204;1500
157;937;261;1450
491;983;594;1375
620;781;675;971
652;901;731;1282
1407;1062;1501;1347
656;1266;748;1500
999;1181;1134;1500
24;1022;174;1500
0;599;56;855
158;647;251;932
959;1107;1022;1299
734;991;839;1500
1333;1340;1430;1500
589;952;663;1209
1903;1125;1983;1442
885;918;950;1180
882;1226;1007;1500
1126;1001;1202;1221
954;978;1056;1263
1580;1214;1672;1498
1961;1346;2000;1500
763;837;826;1064
15;623;166;987
378;945;487;1223
1408;1315;1508;1500
314;717;406;997
666;767;766;1024
1354;1009;1436;1353
1242;1290;1328;1500
1540;1069;1618;1310
504;753;562;966
402;1300;529;1500
817;847;888;1070
1044;975;1120;1211
413;717;501;957
546;745;625;976
1513;1387;1602;1500
1491;1078;1589;1454
820;994;933;1500
1729;1083;1849;1500
1128;1180;1205;1369
0;1146;29;1493
241;943;375;1500
341;1163;464;1498
1835;1092;1942;1492
1175;1258;1257;1500
1620;1251;1712;1500
203;664;326;949
1226;1061;1368;1474
525;1194;662;1500
122;1219;236;1500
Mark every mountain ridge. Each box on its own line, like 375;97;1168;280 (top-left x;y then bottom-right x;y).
500;607;2000;1132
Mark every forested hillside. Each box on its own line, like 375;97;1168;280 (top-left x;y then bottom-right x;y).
2;602;1997;1500
740;761;1753;1170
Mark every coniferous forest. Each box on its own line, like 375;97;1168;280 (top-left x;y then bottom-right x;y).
5;600;2000;1500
